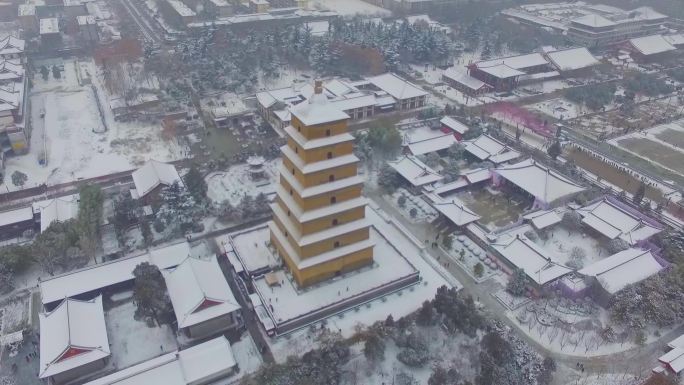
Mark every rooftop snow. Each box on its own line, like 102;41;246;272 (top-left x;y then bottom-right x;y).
39;296;110;378
464;135;519;163
163;256;240;328
284;125;354;150
40;18;59;35
0;206;33;228
167;0;196;17
664;34;684;46
367;73;427;100
492;232;572;285
523;209;561;230
425;193;480;226
629;35;676;56
494;159;584;204
578;248;663;294
571;14;615;28
131;160;182;198
388;155;443;187
476;53;549;71
577;198;662;245
83;336;237;385
290;95;350;126
0;36;24;55
404;125;457;155
668;334;684;350
40;242;193;305
440;116;470;134
546;47;599;71
32;194;79;233
659;348;684;374
474;64;525;79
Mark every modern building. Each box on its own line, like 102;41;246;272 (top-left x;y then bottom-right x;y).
567;6;667;47
502;3;669;48
268;80;374;287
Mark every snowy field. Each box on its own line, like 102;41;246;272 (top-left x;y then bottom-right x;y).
230;333;264;379
388;189;438;223
105;299;178;370
206;159;279;206
2;59;184;192
309;0;390;16
265;205;455;361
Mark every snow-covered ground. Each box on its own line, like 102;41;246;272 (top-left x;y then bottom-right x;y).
206;159;279;206
309;0;390;16
226;225;280;273
230;333;263;378
529;98;585;120
388;189;438;223
443;233;501;282
265;205;456;361
2;59;185;192
105;299;178;370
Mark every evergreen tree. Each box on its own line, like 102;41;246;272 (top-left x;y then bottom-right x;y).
40;66;49;81
633;181;646;205
132;262;172;326
52;65;61;79
507;268;527;296
416;300;435;326
78;185;104;257
547;141;561;160
363;332;386;364
183;166;208;203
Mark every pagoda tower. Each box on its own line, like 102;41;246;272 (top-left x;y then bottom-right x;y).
269;80;374;288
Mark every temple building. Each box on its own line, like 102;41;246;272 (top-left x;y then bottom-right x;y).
269;80;374;287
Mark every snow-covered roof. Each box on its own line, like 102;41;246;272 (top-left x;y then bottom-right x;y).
77;15;97;25
440;116;469;134
426;193;480;226
475;64;525;79
32;194;79;233
0;59;24;81
572;14;615;28
18;4;35;16
578;248;663;295
40;242;193;305
330;94;377;112
404;126;457;155
659;348;684;374
39;296;110;379
148;241;192;270
464;135;519;164
492;234;572;285
577;198;662;245
304;20;329;36
663;34;684;46
494;159;585;204
167;0;196;17
163;256;240;329
284;125;354;150
367;73;428;100
0;36;24;56
629;35;676;56
476;53;549;71
523;209;562;230
668;334;684;350
40;18;59;35
83;336;237;385
290;93;350;126
545;47;599;71
0;206;33;228
388;155;443;187
131;160;182;198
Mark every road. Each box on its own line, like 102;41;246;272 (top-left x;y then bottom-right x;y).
366;188;679;384
117;0;162;44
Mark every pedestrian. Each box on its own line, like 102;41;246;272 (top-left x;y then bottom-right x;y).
160;345;163;352
25;355;29;363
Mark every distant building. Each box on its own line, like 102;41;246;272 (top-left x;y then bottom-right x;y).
249;0;270;13
544;47;600;76
625;34;677;62
442;67;491;97
467;53;553;92
503;3;669;48
0;37;28;155
18;4;38;34
205;0;233;17
256;74;427;130
576;197;663;245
